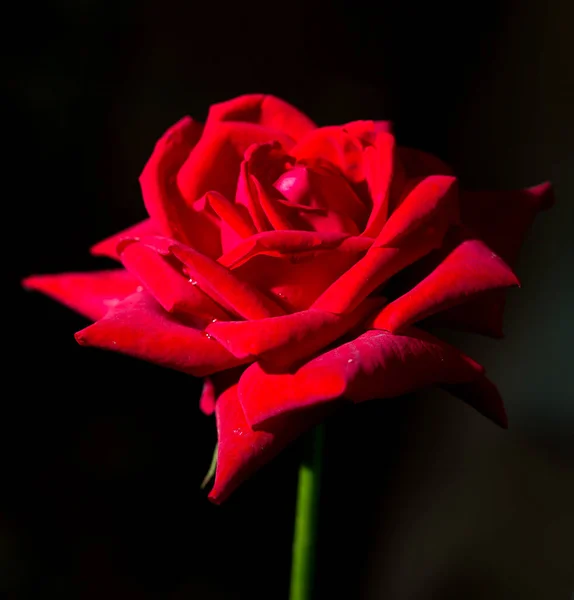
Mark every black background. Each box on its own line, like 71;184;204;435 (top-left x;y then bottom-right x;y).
5;1;574;598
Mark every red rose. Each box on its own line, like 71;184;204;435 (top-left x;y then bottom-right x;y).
24;94;553;503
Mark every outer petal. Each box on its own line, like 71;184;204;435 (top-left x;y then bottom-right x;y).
397;147;454;179
177;121;294;206
75;291;246;377
238;328;484;429
460;182;554;266
139;117;221;257
209;382;324;504
23;270;140;321
206;94;317;141
90;219;159;260
119;240;231;324
371;231;519;333
206;298;383;368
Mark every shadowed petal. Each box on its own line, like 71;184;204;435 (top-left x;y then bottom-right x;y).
460;182;554;266
23;270;140;321
442;376;508;428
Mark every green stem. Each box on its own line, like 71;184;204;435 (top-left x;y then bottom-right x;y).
289;424;325;600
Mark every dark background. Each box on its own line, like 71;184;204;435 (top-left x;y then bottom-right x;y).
5;0;574;598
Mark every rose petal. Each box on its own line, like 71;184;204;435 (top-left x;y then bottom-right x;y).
206;94;316;141
206;298;383;367
218;230;352;269
231;236;373;311
201;191;257;253
23;270;140;321
442;376;508;428
460;182;554;266
238;327;483;428
90;219;159;260
209;382;323;504
139;117;221;257
371;231;519;333
75;291;246;377
291;122;371;184
169;243;286;319
362;132;396;237
274;166;369;230
311;176;459;314
177;122;294;206
376;175;459;247
119;240;231;324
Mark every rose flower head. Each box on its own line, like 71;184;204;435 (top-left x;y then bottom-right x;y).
24;94;554;502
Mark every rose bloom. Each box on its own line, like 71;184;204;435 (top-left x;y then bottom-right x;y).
24;94;553;503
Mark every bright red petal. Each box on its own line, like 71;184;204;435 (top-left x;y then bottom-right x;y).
119;240;231;324
75;291;246;377
209;382;321;504
177;122;294;207
362;132;396;237
139;117;221;257
206;298;383;368
170;242;286;319
218;230;352;268
371;230;519;333
206;94;316;141
23;270;140;321
231;236;373;312
238;328;483;428
311;175;459;314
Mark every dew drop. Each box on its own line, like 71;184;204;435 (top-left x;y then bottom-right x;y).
347;358;354;363
188;278;198;286
203;332;213;340
136;286;143;293
211;318;218;323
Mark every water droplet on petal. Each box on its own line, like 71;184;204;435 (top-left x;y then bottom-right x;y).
136;286;143;293
211;318;218;323
188;278;198;286
347;358;354;363
203;332;213;340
